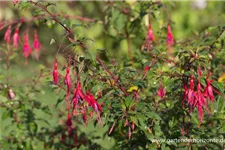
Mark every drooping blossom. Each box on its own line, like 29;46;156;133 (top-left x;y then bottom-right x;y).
13;28;19;48
84;91;102;112
157;85;166;99
23;32;32;58
204;79;214;101
147;24;155;41
187;76;195;106
72;82;85;109
144;66;150;72
197;104;204;123
4;26;11;44
64;67;72;99
33;30;41;60
167;24;174;46
53;59;58;85
142;24;155;52
13;0;19;5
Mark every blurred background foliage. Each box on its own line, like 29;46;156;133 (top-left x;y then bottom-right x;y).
0;1;225;150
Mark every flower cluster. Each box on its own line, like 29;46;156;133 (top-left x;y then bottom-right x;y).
3;25;42;62
143;24;174;52
52;60;103;125
182;69;215;123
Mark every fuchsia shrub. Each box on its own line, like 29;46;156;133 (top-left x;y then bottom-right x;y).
0;1;225;150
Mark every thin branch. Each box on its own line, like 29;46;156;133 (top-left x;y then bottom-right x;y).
28;0;74;38
96;56;129;97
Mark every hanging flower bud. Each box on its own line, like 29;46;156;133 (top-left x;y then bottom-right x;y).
109;122;115;135
53;59;58;85
188;76;195;106
4;26;11;44
147;24;155;41
13;28;19;48
85;91;102;112
144;66;150;72
205;79;214;101
72;82;85;109
23;32;32;58
8;88;16;100
13;0;19;5
197;105;203;124
167;24;174;46
124;119;129;127
157;85;166;99
33;30;41;60
64;67;72;99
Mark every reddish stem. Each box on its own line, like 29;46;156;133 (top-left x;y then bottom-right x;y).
96;56;129;97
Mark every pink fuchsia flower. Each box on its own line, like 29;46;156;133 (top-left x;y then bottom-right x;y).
13;0;19;5
23;32;32;58
197;104;204;124
166;24;174;46
157;85;166;99
53;59;58;85
64;67;72;99
147;24;155;41
84;91;102;112
195;81;206;107
72;82;85;108
33;30;41;60
204;79;214;101
187;76;195;106
13;28;19;48
4;26;11;44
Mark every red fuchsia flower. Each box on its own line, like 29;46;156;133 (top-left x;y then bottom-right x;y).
195;81;206;107
13;28;19;48
147;24;155;41
53;59;58;85
23;32;32;58
33;30;41;60
13;0;19;5
4;26;11;44
144;66;150;72
72;82;85;109
64;67;72;99
167;24;174;46
84;91;102;112
197;104;204;124
157;85;166;99
188;76;195;106
204;79;214;101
